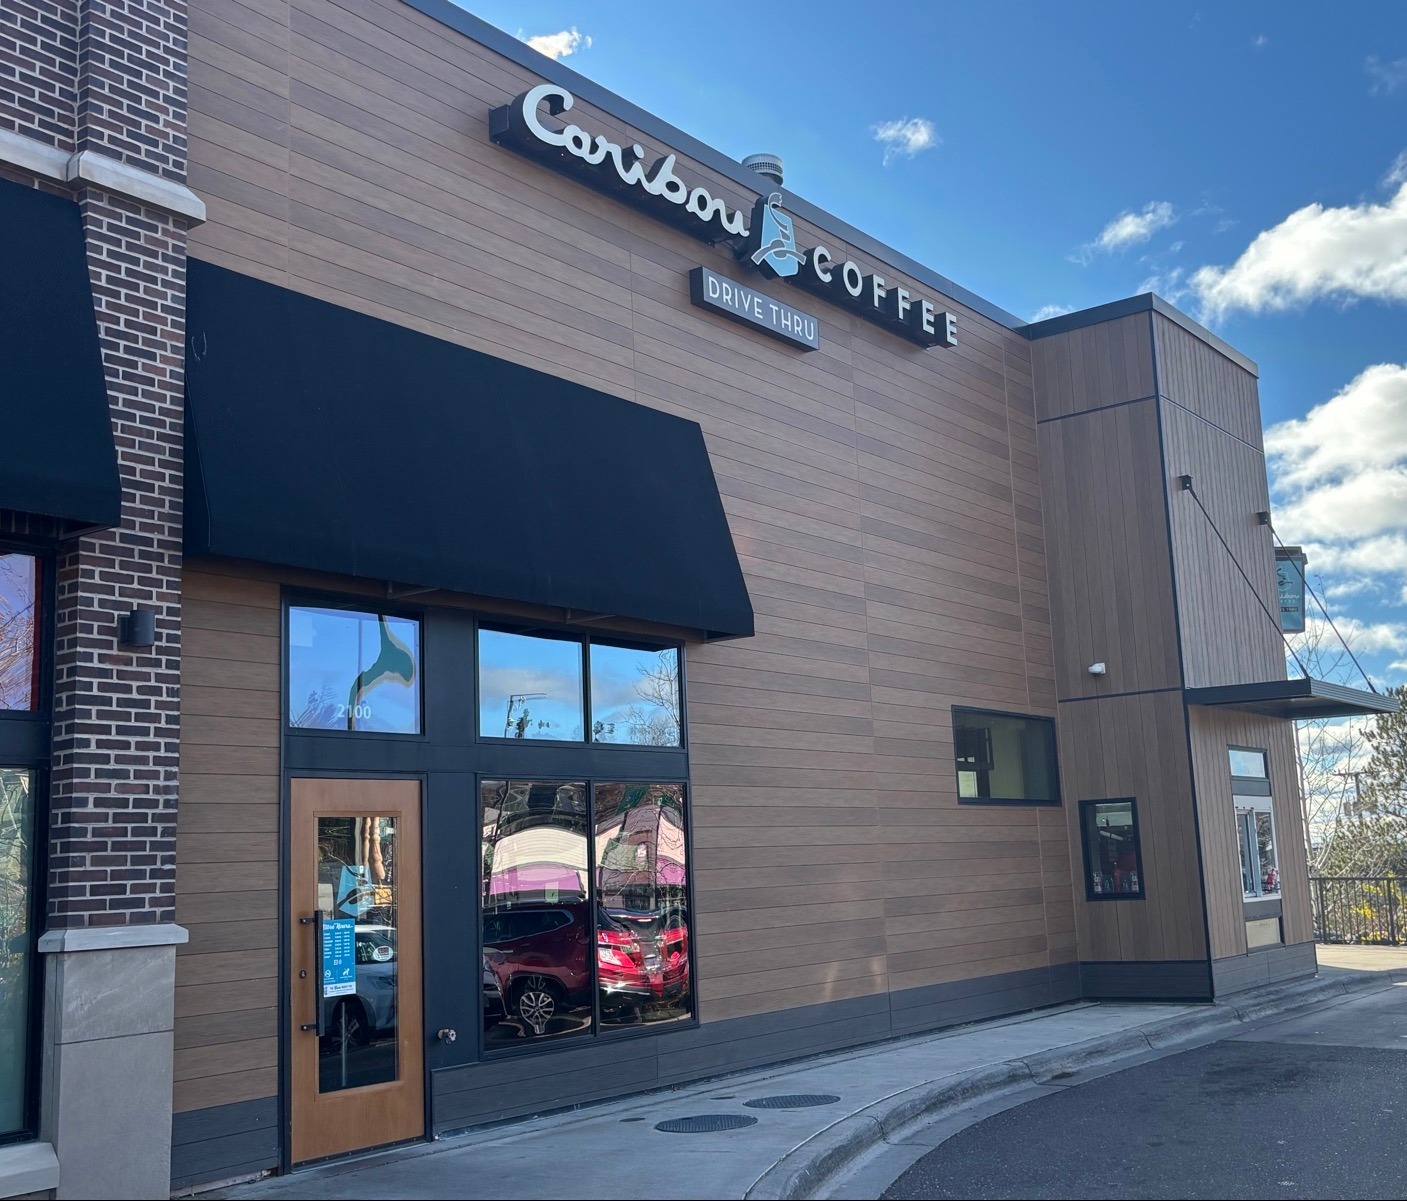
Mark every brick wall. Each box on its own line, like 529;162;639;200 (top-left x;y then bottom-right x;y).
2;2;191;927
0;0;79;150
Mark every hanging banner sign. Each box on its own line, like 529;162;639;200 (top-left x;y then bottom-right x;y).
489;84;957;350
1275;546;1307;633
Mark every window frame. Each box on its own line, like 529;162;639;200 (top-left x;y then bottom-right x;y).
1228;745;1269;781
951;706;1061;807
283;596;427;740
1079;797;1147;902
1234;794;1280;899
0;541;55;1145
477;774;698;1060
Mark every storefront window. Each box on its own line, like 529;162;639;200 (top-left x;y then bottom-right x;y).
1237;800;1280;898
480;779;693;1051
481;781;591;1047
287;606;421;733
953;708;1059;804
594;783;691;1029
1080;798;1144;899
1229;748;1268;779
0;555;40;711
478;630;584;741
590;643;681;746
0;768;35;1136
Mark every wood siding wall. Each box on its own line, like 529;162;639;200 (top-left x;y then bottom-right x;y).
1054;691;1206;962
180;0;1073;1120
1160;395;1283;691
174;566;282;1115
1032;314;1206;966
1188;706;1313;958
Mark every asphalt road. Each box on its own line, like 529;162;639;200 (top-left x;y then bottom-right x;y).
880;983;1407;1201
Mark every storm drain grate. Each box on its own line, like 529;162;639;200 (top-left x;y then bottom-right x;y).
654;1114;759;1133
744;1094;841;1109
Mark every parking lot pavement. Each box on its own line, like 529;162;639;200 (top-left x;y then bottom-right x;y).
878;981;1407;1201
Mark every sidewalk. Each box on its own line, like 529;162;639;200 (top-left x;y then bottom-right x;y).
207;954;1407;1201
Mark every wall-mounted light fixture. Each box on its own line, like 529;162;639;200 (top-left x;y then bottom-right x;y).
119;608;157;648
1088;662;1107;676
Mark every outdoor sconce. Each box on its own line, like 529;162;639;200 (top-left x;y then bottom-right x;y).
1088;662;1107;676
119;608;157;648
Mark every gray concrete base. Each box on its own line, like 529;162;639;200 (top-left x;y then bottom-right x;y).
38;924;186;1200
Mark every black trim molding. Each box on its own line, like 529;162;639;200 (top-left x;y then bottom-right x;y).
1079;960;1213;1002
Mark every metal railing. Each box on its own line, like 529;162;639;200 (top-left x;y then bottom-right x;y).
1310;876;1403;945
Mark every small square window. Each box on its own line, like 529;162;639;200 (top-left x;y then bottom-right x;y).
287;605;421;733
952;708;1059;805
1081;799;1145;900
1228;748;1268;779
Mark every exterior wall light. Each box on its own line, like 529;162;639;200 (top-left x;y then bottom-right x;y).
119;608;157;648
1088;662;1107;676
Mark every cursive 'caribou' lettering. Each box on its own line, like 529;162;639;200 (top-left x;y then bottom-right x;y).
493;83;748;239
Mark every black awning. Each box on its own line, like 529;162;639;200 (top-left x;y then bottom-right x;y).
183;260;753;639
0;177;120;529
1185;678;1398;721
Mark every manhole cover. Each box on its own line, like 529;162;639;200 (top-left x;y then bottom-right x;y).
654;1114;759;1133
744;1094;841;1109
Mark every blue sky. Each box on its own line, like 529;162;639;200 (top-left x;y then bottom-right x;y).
467;1;1407;687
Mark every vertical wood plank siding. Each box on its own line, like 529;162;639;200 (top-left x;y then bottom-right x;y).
1188;707;1312;956
178;0;1075;1114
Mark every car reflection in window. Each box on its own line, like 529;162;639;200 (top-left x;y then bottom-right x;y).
481;902;689;1043
319;924;398;1092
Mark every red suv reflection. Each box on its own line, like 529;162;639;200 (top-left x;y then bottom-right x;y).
482;903;688;1036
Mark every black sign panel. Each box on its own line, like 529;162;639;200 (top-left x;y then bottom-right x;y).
689;267;819;351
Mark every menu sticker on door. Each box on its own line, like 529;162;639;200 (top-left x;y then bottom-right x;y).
322;918;356;998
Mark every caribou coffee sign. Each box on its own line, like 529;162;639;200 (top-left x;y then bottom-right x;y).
489;84;957;350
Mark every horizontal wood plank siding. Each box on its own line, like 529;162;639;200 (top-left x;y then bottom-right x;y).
174;565;282;1115
185;0;1074;1037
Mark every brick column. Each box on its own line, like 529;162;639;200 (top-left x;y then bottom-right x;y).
31;4;193;1197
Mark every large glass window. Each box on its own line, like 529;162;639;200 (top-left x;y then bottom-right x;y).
953;708;1059;804
1236;799;1280;898
1080;798;1144;899
590;643;681;746
594;783;691;1029
0;768;35;1136
477;630;584;742
288;606;421;734
0;555;40;712
480;779;693;1051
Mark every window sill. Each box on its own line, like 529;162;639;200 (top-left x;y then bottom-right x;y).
0;1140;59;1196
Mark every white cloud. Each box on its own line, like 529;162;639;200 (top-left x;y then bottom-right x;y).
1267;364;1407;626
1367;55;1407;95
1030;303;1074;322
1190;177;1407;320
872;117;939;166
1252;33;1268;48
522;28;592;60
1387;150;1407;188
1071;201;1176;264
1137;265;1186;301
1300;615;1407;655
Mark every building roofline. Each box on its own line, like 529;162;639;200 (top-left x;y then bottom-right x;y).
403;2;1257;376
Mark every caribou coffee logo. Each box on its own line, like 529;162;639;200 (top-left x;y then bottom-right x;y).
747;193;803;279
489;83;956;349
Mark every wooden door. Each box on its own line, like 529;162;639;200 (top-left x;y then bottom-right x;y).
289;778;424;1163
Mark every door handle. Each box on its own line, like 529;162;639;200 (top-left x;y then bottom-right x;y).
300;912;327;1035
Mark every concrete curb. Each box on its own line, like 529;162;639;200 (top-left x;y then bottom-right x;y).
743;970;1401;1201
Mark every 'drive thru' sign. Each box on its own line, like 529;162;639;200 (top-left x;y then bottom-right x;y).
689;267;820;351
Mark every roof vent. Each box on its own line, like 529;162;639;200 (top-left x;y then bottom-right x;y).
741;153;784;187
